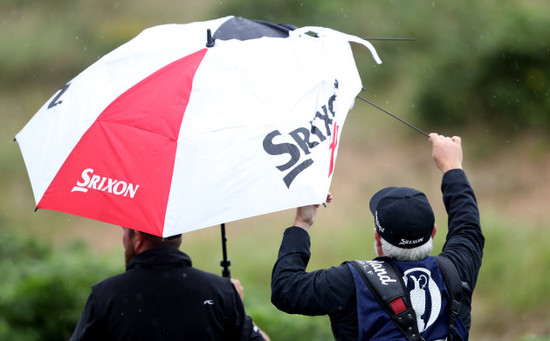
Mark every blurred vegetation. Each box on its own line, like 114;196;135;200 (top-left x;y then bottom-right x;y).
1;0;549;340
0;228;119;340
217;0;550;138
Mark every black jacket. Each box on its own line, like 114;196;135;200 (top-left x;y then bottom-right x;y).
271;169;484;340
71;247;264;341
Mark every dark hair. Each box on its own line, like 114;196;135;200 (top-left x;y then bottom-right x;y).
128;229;182;249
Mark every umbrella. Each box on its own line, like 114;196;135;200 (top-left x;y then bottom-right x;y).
15;16;382;241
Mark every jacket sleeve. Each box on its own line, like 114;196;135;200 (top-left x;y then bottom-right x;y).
271;226;354;315
440;169;485;292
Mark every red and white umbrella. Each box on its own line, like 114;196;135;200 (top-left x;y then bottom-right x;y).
16;16;382;238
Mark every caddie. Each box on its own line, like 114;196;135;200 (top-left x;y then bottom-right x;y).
271;133;484;340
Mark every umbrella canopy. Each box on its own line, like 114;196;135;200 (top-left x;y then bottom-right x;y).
16;16;382;237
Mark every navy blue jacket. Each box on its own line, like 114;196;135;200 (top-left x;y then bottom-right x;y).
271;169;484;340
71;247;264;341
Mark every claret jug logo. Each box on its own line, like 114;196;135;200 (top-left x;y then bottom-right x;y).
402;267;442;332
72;168;140;198
263;80;340;188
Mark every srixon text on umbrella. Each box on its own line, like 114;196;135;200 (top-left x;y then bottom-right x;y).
263;93;338;188
72;168;140;198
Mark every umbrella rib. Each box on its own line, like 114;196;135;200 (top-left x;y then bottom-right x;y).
356;93;429;137
362;37;416;41
98;119;179;142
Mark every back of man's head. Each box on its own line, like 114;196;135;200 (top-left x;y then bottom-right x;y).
369;187;435;260
128;228;182;250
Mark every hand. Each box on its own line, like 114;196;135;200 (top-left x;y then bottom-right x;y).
231;279;271;341
294;193;333;231
231;278;244;300
429;133;463;173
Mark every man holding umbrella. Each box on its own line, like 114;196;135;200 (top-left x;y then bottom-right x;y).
71;228;269;340
271;133;484;340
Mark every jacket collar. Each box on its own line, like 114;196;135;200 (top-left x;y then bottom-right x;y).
127;247;192;270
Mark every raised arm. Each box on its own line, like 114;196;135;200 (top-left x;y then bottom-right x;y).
429;133;484;312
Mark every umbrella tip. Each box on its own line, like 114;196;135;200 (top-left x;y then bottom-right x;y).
206;28;215;48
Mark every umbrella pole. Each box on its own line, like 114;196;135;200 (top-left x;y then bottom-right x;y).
220;223;231;278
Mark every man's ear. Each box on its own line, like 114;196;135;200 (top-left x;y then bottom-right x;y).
134;231;145;253
374;229;385;257
431;224;437;238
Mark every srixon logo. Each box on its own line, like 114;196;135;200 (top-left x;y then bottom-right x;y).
71;168;140;198
263;92;339;188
